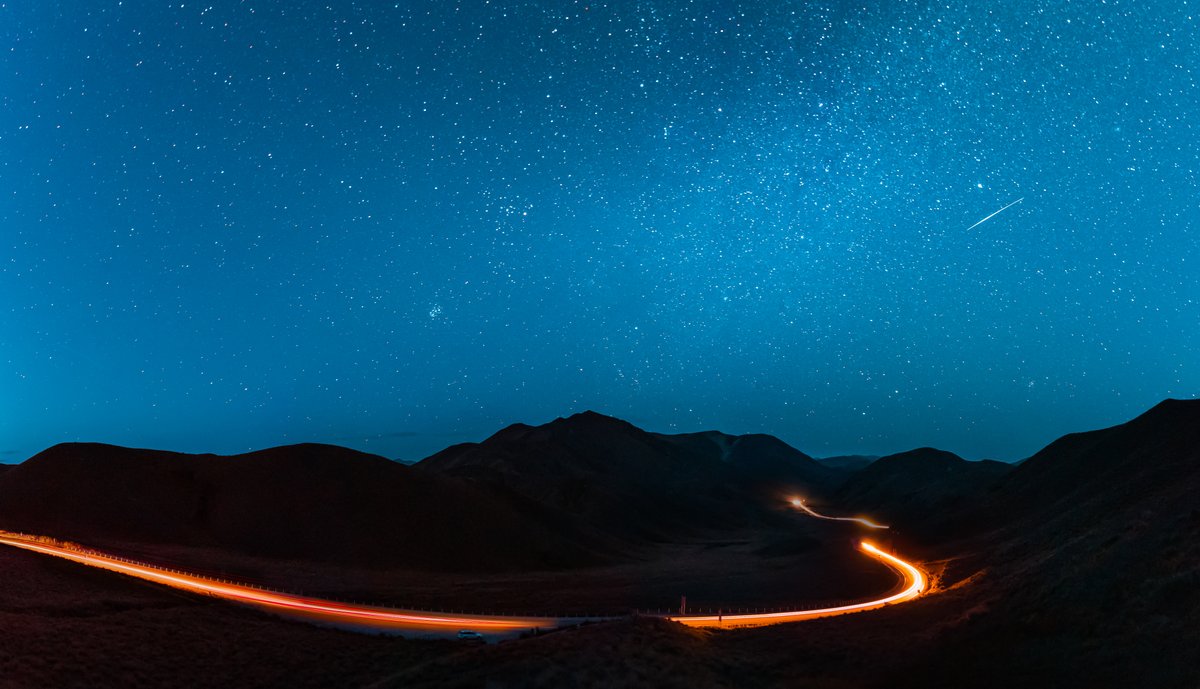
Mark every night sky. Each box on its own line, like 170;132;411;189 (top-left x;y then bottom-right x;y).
2;1;1197;463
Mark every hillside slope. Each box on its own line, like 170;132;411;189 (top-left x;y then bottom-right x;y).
0;442;600;572
417;411;839;540
898;399;1200;688
833;447;1010;536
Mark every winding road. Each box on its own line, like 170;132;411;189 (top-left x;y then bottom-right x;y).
0;501;925;638
0;532;569;638
789;497;891;530
669;541;924;628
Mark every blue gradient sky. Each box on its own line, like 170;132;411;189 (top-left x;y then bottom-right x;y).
2;1;1197;463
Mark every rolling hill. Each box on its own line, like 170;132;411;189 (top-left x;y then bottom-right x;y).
895;398;1200;688
832;447;1011;536
0;442;601;572
416;411;840;540
0;413;842;572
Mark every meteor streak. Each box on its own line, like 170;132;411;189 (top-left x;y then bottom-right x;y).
965;197;1024;231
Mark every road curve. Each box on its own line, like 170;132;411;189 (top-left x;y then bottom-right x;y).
669;541;925;628
789;497;890;529
0;531;571;638
0;529;925;636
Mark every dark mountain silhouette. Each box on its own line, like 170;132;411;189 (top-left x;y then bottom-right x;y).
836;447;1010;513
417;411;839;540
832;447;1011;537
2;401;1199;688
0;442;602;572
393;399;1200;689
817;454;879;472
988;398;1200;524
0;414;840;571
893;398;1200;688
655;429;842;487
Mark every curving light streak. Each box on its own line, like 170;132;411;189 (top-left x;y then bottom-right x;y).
789;497;890;529
0;533;562;634
0;529;925;634
669;540;925;628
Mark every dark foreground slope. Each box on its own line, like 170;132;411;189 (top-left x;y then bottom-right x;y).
0;543;449;689
896;398;1200;688
417;411;840;540
0;443;600;572
383;399;1200;689
988;398;1200;526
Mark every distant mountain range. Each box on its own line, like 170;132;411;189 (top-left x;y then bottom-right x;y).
833;448;1011;537
384;398;1200;689
3;400;1198;687
419;411;842;541
0;412;843;572
2;400;1195;587
0;442;608;572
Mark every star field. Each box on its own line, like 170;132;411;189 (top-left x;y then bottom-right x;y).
2;1;1197;461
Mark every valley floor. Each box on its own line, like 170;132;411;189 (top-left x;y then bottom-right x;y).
66;517;896;617
0;539;957;689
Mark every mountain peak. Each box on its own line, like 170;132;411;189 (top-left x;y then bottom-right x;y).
569;409;616;421
557;410;633;427
998;397;1200;513
416;411;840;541
1135;397;1200;424
539;410;642;436
836;446;1010;537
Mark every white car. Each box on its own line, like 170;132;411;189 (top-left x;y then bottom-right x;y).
456;630;485;642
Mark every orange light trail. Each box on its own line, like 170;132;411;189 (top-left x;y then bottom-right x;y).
0;532;562;636
669;540;925;628
0;528;925;634
789;497;890;530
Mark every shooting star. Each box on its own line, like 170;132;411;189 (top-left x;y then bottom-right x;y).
965;197;1024;231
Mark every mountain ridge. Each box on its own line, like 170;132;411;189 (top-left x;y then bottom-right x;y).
416;409;841;540
0;441;603;572
0;412;841;570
